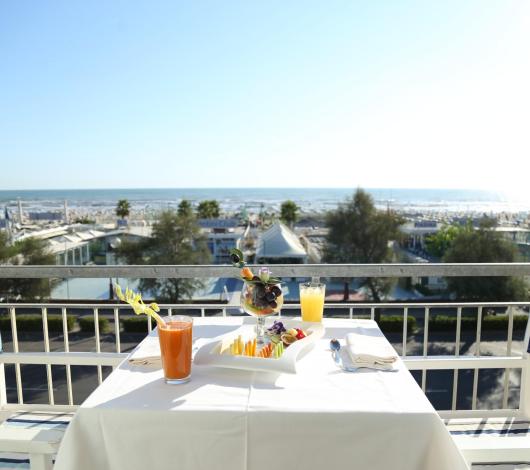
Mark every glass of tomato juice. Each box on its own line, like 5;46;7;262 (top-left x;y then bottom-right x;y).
158;315;193;384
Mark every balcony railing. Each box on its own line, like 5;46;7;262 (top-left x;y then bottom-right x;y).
0;263;529;421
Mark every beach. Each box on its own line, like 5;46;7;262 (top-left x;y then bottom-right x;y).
2;187;530;224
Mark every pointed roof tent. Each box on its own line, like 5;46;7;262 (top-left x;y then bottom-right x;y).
256;222;308;263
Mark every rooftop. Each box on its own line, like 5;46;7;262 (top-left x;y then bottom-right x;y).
255;222;308;260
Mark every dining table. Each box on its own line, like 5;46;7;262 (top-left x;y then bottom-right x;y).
53;317;469;470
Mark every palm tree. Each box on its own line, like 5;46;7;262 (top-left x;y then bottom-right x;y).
197;200;220;219
116;199;131;219
280;200;299;227
178;200;193;218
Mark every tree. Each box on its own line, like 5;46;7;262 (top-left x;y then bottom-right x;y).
280;200;299;227
0;231;11;262
323;189;403;306
0;234;55;300
425;223;469;258
197;200;220;219
178;200;193;218
116;199;131;219
115;210;211;302
443;223;528;301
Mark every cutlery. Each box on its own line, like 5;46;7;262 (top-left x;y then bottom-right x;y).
329;339;396;372
329;339;359;372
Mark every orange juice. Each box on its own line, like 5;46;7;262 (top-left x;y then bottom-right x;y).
158;316;193;384
300;283;325;322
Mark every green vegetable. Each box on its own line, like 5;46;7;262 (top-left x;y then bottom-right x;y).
115;284;165;326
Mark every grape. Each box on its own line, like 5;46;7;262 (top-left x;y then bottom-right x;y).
267;321;285;334
271;286;282;297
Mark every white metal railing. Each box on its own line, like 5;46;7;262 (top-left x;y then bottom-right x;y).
0;263;529;418
1;300;529;417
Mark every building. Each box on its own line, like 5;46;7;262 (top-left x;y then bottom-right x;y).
298;227;328;263
495;226;530;261
255;222;308;264
199;218;248;264
400;220;442;251
47;230;107;265
28;211;64;221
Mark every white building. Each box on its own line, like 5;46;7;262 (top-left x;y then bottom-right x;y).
47;230;107;265
255;222;308;264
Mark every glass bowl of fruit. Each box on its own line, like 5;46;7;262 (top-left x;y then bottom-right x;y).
230;249;283;344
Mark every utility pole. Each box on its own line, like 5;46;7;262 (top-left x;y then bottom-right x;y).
17;198;23;224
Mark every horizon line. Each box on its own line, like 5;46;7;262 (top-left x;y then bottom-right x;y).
0;186;507;193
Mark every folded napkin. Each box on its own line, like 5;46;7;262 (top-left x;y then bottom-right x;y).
128;339;161;366
345;330;398;370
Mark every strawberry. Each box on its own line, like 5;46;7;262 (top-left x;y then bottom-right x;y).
295;329;306;340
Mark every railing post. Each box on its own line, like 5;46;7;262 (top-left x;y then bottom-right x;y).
10;307;23;404
402;307;408;357
519;310;530;416
472;306;483;410
451;306;462;411
502;306;514;409
0;319;5;409
114;307;121;353
62;307;74;406
421;307;430;392
0;363;7;410
41;307;55;406
94;308;103;385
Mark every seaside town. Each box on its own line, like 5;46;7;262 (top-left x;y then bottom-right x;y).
1;191;529;302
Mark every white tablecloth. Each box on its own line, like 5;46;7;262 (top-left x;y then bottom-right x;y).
54;318;469;470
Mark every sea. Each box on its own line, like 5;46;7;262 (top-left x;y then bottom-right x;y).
1;188;530;215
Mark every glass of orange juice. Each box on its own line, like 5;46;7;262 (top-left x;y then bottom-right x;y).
300;278;326;322
158;315;193;384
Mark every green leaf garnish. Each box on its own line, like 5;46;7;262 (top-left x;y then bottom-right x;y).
115;284;165;327
229;248;244;267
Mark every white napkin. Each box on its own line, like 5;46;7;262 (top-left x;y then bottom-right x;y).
128;340;161;366
345;331;398;370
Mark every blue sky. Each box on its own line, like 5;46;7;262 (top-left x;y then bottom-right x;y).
1;1;529;192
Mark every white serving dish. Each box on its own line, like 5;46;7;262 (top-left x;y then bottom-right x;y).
193;319;325;374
